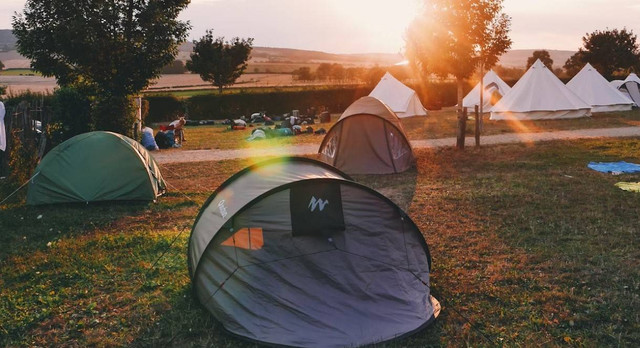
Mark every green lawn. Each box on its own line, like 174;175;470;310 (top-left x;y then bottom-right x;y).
0;69;41;76
2;138;640;346
159;108;640;151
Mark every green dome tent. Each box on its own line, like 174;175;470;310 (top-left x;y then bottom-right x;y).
27;131;166;205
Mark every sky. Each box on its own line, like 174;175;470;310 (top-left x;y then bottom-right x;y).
1;0;640;54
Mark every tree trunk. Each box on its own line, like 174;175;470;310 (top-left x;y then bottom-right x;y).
456;76;464;108
456;76;466;150
456;107;467;150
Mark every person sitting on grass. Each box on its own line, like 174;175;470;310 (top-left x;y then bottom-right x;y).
141;126;159;151
169;117;186;144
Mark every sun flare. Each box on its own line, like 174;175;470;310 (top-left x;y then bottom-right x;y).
328;0;421;52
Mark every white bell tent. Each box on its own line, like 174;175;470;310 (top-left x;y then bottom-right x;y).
566;63;633;113
462;69;511;112
369;72;427;118
490;59;591;120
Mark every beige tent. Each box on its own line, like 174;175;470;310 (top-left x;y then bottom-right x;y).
319;96;414;174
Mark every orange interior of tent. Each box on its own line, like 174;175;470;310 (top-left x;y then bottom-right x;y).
221;227;264;250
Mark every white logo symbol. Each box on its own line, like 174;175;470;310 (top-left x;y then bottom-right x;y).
218;200;228;218
308;196;329;212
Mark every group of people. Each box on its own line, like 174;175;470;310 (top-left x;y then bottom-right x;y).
247;115;326;141
140;111;325;150
141;117;186;151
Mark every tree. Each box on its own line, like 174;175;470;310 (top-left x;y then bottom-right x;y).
13;0;190;136
186;30;253;93
315;63;333;80
330;63;345;81
366;66;385;86
406;0;512;108
563;51;586;78
564;28;640;79
0;59;4;70
161;60;188;74
526;50;553;70
292;67;313;81
406;0;511;149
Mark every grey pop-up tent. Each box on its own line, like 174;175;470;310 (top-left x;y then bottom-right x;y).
188;157;439;347
615;73;640;106
318;96;415;174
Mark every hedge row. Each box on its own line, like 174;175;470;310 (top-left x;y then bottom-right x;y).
145;81;463;122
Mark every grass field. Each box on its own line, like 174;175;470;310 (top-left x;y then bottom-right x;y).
0;69;40;76
1;138;640;346
158;108;640;151
144;83;363;98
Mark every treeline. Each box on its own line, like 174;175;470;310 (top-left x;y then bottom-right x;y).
291;63;412;85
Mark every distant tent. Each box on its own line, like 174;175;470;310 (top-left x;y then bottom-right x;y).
27;131;166;205
614;73;640;106
319;96;415;174
462;69;511;112
610;80;625;89
188;157;439;347
490;59;591;120
566;63;633;112
369;72;427;118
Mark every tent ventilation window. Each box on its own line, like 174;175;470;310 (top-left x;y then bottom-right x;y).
388;129;409;160
321;133;338;159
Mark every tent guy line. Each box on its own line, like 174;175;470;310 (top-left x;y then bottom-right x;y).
151;126;640;164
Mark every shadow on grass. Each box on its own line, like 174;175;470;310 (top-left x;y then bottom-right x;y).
352;167;419;212
132;281;447;348
0;200;151;261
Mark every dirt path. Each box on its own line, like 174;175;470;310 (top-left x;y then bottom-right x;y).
152;126;640;164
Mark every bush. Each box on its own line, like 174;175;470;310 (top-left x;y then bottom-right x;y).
144;81;465;122
145;95;184;123
93;95;138;137
8;128;39;185
160;60;188;74
184;87;371;120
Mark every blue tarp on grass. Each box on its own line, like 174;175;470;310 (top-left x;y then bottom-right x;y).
587;161;640;174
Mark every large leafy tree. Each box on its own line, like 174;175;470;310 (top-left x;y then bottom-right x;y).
564;28;640;79
186;30;253;93
563;51;586;78
406;0;512;107
526;50;553;70
13;0;190;135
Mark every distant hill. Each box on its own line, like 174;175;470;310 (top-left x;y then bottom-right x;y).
497;49;577;69
0;29;17;52
1;29;577;71
177;42;403;66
